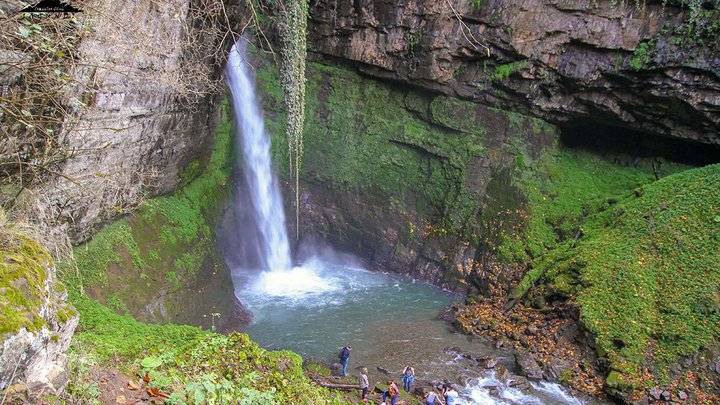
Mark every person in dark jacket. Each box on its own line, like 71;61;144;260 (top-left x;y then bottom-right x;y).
338;345;352;376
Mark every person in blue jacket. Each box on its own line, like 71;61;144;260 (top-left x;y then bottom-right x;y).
338;345;352;376
401;366;415;393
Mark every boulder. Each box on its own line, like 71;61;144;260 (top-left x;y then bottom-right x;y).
514;351;544;381
542;358;571;382
649;387;663;401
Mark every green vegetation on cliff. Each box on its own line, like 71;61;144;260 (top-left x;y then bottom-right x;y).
256;57;546;239
59;101;234;323
511;160;720;385
572;165;720;382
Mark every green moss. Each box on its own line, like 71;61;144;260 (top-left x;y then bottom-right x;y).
573;165;720;376
606;371;634;391
492;60;529;81
259;59;492;237
630;41;654;70
59;100;233;317
511;163;719;384
0;235;53;334
495;149;678;273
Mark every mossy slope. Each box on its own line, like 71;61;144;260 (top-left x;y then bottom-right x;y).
60;100;234;328
571;165;720;382
68;295;342;404
510;160;719;386
0;235;54;335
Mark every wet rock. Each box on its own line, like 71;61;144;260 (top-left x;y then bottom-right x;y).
495;365;511;382
514;351;544;381
542;358;571;382
331;363;343;376
484;358;499;369
507;376;530;389
221;297;253;332
376;366;390;376
443;347;462;356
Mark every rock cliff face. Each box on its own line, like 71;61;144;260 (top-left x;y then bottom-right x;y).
307;0;720;154
255;53;558;290
44;0;227;243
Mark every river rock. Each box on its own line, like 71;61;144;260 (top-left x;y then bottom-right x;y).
483;357;499;369
376;366;391;376
330;363;343;376
649;387;663;401
514;351;544;381
221;297;253;332
543;358;571;382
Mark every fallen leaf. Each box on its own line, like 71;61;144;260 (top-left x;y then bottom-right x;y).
116;395;127;404
127;380;140;390
147;388;171;398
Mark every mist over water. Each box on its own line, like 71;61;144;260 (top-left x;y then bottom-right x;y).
222;40;598;405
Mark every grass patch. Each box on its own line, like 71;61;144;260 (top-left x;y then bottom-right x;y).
69;295;343;404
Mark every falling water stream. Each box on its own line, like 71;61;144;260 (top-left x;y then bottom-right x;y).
223;41;601;404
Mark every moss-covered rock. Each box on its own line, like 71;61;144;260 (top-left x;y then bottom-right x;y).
254;50;557;288
0;233;78;396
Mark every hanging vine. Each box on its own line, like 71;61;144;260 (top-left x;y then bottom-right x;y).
277;0;308;241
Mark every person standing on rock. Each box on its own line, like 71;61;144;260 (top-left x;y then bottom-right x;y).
359;367;369;401
401;365;415;393
382;380;400;405
338;345;352;376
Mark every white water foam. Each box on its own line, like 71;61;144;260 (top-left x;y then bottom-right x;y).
251;266;340;297
463;372;585;404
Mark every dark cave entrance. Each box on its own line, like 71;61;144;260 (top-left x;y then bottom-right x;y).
558;119;720;166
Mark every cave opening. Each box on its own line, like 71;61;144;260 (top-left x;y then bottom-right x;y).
558;119;720;166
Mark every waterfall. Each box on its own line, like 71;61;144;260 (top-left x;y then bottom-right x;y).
225;41;292;273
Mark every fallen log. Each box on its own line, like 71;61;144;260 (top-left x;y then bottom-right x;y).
314;381;362;390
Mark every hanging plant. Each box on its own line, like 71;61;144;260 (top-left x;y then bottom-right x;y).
277;0;308;240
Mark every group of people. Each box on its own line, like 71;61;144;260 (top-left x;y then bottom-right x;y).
338;345;462;405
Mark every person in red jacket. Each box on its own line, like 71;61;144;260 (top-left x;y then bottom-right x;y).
382;380;400;405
